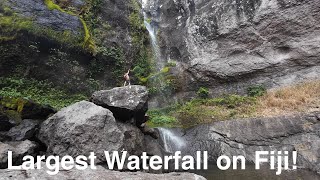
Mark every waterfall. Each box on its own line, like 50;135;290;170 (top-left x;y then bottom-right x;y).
142;0;164;70
157;128;186;153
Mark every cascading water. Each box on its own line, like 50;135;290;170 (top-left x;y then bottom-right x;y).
157;128;186;153
143;16;162;70
142;0;164;70
142;0;171;107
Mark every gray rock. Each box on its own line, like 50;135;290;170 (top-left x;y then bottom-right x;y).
0;140;38;168
158;112;320;174
140;123;159;139
91;85;149;126
7;119;41;141
0;164;206;180
38;101;145;163
0;132;11;142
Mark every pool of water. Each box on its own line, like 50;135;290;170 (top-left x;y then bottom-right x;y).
191;164;320;180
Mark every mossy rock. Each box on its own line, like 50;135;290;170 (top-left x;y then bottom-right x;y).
0;96;56;124
1;0;95;52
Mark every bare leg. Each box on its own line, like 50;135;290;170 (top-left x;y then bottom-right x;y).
123;81;126;86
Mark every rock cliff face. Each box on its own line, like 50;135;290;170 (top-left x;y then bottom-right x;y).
150;0;320;98
0;0;150;94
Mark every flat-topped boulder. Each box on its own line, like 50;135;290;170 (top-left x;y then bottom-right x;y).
91;85;148;126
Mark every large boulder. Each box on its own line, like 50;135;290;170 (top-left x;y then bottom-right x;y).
0;163;206;180
38;101;145;163
0;140;38;168
91;85;149;126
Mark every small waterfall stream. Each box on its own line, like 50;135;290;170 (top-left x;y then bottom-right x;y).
157;128;186;153
142;0;164;70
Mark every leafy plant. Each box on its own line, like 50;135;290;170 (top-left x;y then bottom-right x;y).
197;87;209;99
166;61;177;67
247;85;266;97
0;77;87;109
147;109;178;127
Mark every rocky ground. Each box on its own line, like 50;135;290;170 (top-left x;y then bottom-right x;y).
0;85;319;178
0;85;204;179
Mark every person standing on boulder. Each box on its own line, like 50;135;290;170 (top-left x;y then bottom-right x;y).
123;69;131;86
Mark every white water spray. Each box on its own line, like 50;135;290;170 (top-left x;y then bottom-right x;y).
158;128;186;153
142;0;164;70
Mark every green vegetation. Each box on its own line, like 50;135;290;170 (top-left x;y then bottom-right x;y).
129;0;154;85
148;109;178;127
166;61;177;67
147;106;180;127
148;94;257;128
135;65;180;97
197;87;209;99
95;46;126;84
148;81;320;128
44;0;65;11
0;77;87;109
247;85;266;97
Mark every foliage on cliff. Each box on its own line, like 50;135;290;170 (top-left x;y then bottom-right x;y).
0;77;87;109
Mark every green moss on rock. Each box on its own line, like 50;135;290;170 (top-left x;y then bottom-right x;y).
0;96;56;123
43;0;96;53
0;4;33;42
